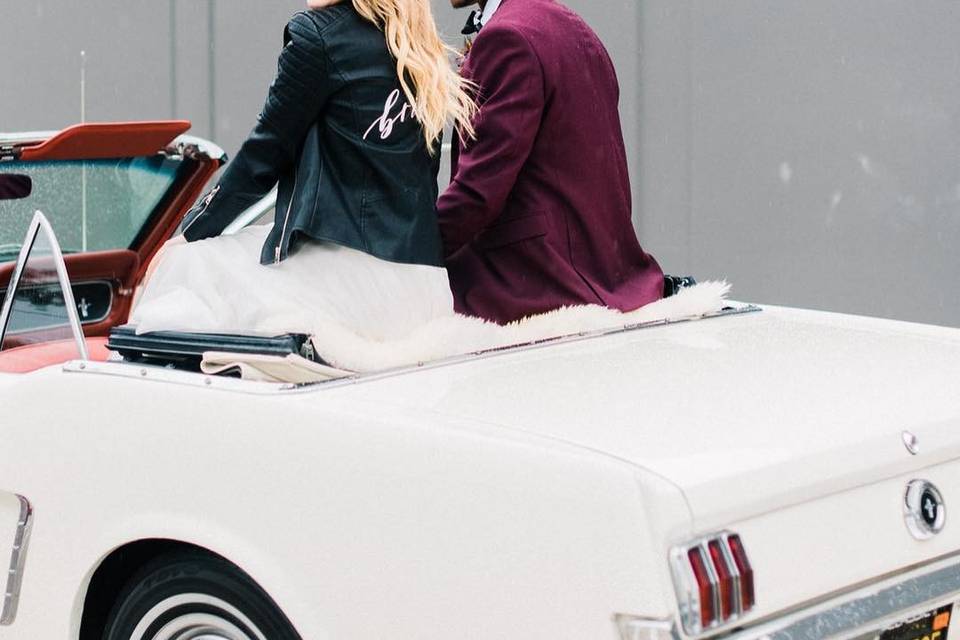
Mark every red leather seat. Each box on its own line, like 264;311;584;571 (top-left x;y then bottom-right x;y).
0;337;111;373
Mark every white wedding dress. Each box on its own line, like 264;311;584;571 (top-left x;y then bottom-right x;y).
130;224;456;341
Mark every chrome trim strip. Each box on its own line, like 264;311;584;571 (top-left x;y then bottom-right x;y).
670;545;703;635
63;359;297;394
1;496;33;626
0;221;38;340
44;213;89;359
62;305;762;393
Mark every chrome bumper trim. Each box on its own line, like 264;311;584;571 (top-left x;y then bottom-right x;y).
621;553;960;640
1;496;33;626
724;553;960;640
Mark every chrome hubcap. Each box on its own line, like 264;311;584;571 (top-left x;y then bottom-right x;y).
149;613;251;640
129;595;268;640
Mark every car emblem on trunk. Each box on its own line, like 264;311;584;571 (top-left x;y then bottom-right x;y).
905;480;946;539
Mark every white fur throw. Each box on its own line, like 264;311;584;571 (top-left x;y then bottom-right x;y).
201;281;731;383
304;280;730;374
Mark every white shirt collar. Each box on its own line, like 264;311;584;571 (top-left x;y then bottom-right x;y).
477;0;503;29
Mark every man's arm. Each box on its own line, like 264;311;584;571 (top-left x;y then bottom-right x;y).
183;12;334;241
437;25;545;257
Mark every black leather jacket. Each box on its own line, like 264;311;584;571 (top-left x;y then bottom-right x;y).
181;6;443;267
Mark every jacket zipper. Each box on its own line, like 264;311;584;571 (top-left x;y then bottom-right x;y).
275;168;299;264
181;185;220;235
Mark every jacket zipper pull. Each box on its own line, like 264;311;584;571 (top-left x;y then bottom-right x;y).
274;245;282;264
200;185;220;212
180;185;221;236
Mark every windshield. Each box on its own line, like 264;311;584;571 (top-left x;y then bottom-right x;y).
0;156;181;261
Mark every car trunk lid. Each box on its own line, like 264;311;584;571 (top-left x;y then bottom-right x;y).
366;306;960;528
355;306;960;631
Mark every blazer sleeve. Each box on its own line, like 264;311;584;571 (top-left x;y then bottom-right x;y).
436;26;546;257
182;12;334;241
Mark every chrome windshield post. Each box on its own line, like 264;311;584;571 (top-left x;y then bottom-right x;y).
0;210;89;361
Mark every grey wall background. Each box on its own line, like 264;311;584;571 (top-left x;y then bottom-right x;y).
2;1;958;327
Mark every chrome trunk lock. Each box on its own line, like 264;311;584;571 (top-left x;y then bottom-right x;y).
905;480;946;540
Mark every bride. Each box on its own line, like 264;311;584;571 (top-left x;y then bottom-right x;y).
132;0;476;341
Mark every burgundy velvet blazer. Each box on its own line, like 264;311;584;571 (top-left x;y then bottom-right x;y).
437;0;664;324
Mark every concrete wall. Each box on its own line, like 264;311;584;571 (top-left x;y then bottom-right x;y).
638;1;960;327
1;1;957;326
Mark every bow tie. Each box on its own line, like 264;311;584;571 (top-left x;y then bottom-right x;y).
461;10;482;36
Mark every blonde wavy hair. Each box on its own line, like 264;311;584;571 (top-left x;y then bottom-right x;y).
350;0;477;152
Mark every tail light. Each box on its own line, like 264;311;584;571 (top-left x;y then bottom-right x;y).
727;534;755;613
671;532;756;635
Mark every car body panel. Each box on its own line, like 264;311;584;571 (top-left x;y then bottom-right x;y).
337;306;960;526
0;306;958;638
3;124;960;638
729;459;960;627
0;365;688;639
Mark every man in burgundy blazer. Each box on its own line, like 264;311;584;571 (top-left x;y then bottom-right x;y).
438;0;664;324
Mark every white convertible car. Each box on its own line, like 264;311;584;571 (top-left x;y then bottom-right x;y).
1;123;960;640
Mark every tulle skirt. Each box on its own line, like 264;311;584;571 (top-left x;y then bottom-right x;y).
130;224;455;341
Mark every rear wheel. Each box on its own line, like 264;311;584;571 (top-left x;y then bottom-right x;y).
103;551;300;640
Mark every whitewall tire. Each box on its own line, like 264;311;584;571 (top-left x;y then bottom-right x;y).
103;551;300;640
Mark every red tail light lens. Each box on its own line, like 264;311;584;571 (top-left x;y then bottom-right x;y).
727;534;755;611
687;547;717;628
708;539;736;620
672;532;756;635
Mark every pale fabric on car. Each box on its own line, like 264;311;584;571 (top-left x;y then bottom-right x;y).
198;278;731;382
130;224;455;342
131;224;731;379
199;351;352;383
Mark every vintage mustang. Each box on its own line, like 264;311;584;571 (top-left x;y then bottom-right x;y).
1;122;959;640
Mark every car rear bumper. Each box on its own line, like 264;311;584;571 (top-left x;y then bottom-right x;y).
621;551;960;640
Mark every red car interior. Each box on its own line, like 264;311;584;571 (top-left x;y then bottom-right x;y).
0;338;111;374
0;121;224;372
0;249;139;342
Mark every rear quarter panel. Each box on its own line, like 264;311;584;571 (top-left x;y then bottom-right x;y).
0;366;689;639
